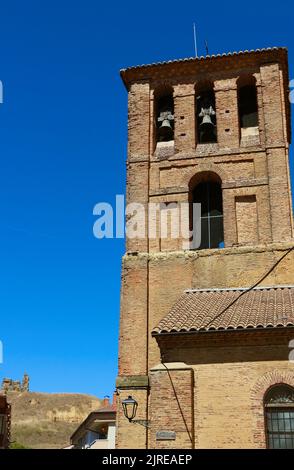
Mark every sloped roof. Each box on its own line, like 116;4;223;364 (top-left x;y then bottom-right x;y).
152;286;294;335
70;399;116;442
120;46;287;73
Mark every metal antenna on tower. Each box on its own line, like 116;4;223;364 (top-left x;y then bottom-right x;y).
193;23;198;58
205;40;209;56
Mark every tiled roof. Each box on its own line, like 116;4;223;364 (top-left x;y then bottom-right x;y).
152;286;294;335
96;404;116;413
70;406;116;441
120;47;287;73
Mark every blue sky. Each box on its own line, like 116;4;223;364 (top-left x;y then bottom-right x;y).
0;0;293;397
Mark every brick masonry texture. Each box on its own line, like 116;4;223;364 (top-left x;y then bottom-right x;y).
116;48;294;449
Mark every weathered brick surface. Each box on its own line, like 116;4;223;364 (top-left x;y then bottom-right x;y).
214;79;240;149
173;83;195;153
127;82;150;159
149;365;194;449
235;195;258;244
126;162;149;252
116;49;294;449
266;147;293;242
118;256;148;376
260;64;285;146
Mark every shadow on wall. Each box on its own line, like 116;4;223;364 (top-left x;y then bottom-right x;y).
156;330;294;365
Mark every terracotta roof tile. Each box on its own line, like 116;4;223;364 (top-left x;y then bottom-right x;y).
120;47;287;73
96;403;116;413
152;286;294;335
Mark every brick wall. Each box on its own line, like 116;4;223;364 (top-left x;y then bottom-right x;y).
156;331;294;448
174;83;195;153
149;364;194;449
235;195;258;244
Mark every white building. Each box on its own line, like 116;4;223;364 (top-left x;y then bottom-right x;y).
70;396;116;449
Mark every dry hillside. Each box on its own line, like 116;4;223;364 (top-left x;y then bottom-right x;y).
7;391;102;449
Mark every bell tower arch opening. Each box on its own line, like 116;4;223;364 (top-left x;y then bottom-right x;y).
189;171;224;250
154;86;174;146
237;74;259;140
195;81;217;144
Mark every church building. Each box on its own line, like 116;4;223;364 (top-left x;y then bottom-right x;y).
116;47;294;449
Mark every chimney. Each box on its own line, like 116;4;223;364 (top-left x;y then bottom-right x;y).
102;395;110;407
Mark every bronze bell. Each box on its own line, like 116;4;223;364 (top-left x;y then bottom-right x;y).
199;105;216;143
157;111;174;141
199;105;216;128
200;114;214;127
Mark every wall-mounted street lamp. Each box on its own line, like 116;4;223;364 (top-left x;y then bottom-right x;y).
121;395;150;428
121;395;138;422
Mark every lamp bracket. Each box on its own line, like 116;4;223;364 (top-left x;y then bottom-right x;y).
132;419;150;429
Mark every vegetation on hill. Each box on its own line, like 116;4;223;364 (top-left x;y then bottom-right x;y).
6;391;101;449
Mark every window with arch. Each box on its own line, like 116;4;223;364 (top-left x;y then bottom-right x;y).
154;87;174;144
237;75;259;131
264;384;294;449
195;82;217;144
190;173;224;250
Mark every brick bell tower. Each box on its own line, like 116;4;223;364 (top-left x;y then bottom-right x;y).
116;48;294;449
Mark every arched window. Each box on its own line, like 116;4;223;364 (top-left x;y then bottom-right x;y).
264;384;294;449
237;75;258;130
154;88;174;144
190;173;224;249
195;82;217;144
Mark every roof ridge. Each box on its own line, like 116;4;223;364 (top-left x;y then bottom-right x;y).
120;47;287;73
184;285;294;293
